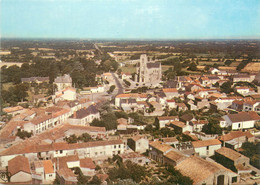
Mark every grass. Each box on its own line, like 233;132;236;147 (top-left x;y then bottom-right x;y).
120;65;136;73
2;82;14;91
161;65;173;72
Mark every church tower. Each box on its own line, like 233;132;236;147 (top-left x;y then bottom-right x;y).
139;54;148;83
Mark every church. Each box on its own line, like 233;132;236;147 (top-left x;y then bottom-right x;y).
135;54;162;87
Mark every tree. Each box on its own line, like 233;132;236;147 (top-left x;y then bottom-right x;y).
166;165;193;185
187;62;197;71
202;119;222;135
64;134;78;143
16;130;32;139
107;85;116;94
241;142;260;169
220;81;233;94
88;175;101;185
224;60;233;66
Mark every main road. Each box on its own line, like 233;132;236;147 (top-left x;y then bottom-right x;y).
111;72;124;95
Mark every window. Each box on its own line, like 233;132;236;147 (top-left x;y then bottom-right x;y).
118;145;121;148
238;123;241;128
95;152;98;155
114;145;116;149
206;146;209;150
49;174;52;177
60;150;63;154
138;160;142;163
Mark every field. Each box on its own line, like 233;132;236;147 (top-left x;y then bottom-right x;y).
242;62;260;72
120;65;136;73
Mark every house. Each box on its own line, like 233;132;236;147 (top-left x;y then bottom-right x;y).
175;156;238;185
160;137;179;145
162;88;179;99
3;106;24;116
235;86;254;96
118;152;151;166
176;103;188;111
221;111;260;130
243;100;260;112
218;131;254;149
190;120;209;132
67;105;100;126
8;156;32;183
166;99;176;109
117;118;128;130
215;147;251;174
169;121;192;134
79;158;96;176
157;116;179;128
57;168;77;184
32;160;55;184
192;139;222;157
56;87;77;101
127;136;149;153
0;140;125;167
232;74;253;83
163;149;187;167
231;100;244;111
54;74;72;92
149;141;173;163
21;76;49;84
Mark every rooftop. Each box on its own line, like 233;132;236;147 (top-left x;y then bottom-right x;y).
192;139;221;148
215;147;247;161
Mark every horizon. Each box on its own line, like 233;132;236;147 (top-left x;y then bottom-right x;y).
2;0;260;39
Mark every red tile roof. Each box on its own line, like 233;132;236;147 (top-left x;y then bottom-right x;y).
8;156;30;176
192;139;221;148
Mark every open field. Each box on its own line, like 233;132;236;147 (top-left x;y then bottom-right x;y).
242;62;260;72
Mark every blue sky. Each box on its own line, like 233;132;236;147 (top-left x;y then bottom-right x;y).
2;0;260;39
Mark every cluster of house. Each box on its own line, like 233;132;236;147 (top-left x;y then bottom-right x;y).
1;55;260;184
0;127;257;184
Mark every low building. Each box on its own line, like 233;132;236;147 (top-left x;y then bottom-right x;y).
149;141;173;163
57;168;77;184
8;156;32;183
160;137;178;145
67;105;100;126
169;121;193;134
192;139;222;157
157;116;179;128
190;120;209;132
163;149;187;167
222;111;260;130
215;147;251;174
175;156;238;185
54;74;72;92
127;136;149;153
218;131;254;149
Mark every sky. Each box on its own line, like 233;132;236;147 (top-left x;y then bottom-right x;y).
1;0;260;39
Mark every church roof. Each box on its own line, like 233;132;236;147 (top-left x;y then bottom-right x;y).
147;62;160;69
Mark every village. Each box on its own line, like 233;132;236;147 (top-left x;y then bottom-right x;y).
0;40;260;185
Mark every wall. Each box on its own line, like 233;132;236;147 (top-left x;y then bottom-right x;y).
10;171;32;183
194;144;221;157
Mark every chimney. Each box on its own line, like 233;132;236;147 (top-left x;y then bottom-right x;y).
73;112;77;118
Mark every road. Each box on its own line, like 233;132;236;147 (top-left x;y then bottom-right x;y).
111;73;124;95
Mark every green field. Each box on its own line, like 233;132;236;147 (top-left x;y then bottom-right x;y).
120;65;136;73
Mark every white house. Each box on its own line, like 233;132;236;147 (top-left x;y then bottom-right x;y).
192;139;222;157
222;111;260;130
56;87;77;101
158;116;179;128
54;74;72;92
